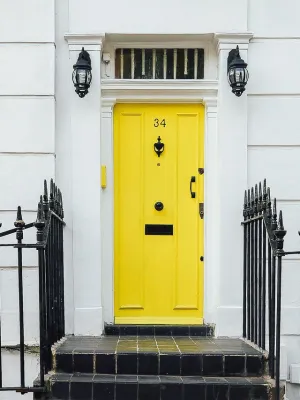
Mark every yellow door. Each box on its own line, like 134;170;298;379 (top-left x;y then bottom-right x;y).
114;104;204;324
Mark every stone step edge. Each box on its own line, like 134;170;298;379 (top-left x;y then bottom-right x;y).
104;323;215;337
47;372;273;385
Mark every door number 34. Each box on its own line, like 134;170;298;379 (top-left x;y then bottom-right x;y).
154;118;166;128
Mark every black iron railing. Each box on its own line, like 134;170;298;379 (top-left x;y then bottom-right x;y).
242;179;298;400
0;179;65;394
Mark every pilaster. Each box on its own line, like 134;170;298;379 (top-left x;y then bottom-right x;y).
65;33;105;335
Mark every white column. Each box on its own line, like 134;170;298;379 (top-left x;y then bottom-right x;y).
65;34;105;335
100;98;116;324
214;33;253;336
203;98;219;325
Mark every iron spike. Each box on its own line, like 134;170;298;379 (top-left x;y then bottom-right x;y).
60;191;64;219
17;206;22;222
44;179;48;202
271;198;278;232
35;202;45;243
254;184;258;215
14;206;25;241
49;179;54;210
243;190;248;219
278;210;284;231
273;198;277;216
14;206;25;228
258;182;263;213
262;179;267;211
274;210;287;253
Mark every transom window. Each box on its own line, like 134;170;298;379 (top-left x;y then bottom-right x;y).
115;48;204;79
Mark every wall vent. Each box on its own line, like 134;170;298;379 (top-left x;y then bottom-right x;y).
115;48;204;79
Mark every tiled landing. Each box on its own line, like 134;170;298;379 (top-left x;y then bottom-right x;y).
54;336;265;377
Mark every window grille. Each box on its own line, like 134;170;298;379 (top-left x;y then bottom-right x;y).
115;48;204;79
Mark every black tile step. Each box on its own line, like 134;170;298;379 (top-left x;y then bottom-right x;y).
47;373;280;400
54;337;266;377
104;323;214;337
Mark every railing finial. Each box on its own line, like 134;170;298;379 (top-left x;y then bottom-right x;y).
243;190;248;220
271;198;277;232
60;190;64;219
250;187;255;217
258;182;263;213
43;180;49;220
254;184;258;216
266;187;272;221
14;206;25;241
53;183;58;214
58;189;63;218
35;202;45;244
262;179;267;211
49;179;54;210
274;210;287;253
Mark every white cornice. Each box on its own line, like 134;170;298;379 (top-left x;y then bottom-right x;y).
214;32;254;52
64;33;105;51
101;79;218;103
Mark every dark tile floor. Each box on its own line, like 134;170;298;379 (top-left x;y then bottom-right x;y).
56;336;262;356
50;374;270;400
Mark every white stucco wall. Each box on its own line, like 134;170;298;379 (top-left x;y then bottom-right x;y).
0;0;55;394
0;350;39;400
247;1;300;397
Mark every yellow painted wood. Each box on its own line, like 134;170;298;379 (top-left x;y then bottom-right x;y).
114;104;204;324
101;165;107;188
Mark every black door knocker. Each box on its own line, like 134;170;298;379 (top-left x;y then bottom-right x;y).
154;136;164;157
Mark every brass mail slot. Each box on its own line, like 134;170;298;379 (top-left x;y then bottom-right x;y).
145;224;173;235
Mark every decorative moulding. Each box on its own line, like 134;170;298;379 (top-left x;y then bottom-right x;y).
214;32;254;52
104;33;214;49
64;33;105;51
101;79;218;103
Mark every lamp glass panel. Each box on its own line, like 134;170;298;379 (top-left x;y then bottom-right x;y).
72;70;77;85
86;70;92;85
77;69;87;84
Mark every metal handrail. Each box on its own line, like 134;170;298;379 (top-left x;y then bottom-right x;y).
0;179;65;393
242;179;289;400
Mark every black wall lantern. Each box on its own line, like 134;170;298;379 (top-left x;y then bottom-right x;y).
72;47;92;98
227;45;249;97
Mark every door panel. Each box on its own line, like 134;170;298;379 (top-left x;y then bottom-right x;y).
114;104;204;324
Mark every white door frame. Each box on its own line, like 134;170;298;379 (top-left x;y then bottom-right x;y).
100;79;218;325
64;31;252;335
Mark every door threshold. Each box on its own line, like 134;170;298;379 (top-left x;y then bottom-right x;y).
114;317;204;325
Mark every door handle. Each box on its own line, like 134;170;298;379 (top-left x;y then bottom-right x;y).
190;176;196;198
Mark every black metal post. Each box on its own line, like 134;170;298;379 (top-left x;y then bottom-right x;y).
262;224;267;350
36;202;46;387
14;207;25;388
258;217;262;347
250;188;255;342
269;199;278;379
243;191;248;338
275;255;282;400
254;185;259;345
274;211;286;400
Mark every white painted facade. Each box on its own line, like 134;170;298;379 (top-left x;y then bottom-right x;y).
1;0;300;398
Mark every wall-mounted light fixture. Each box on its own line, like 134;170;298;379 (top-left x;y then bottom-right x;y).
72;47;92;98
227;45;249;97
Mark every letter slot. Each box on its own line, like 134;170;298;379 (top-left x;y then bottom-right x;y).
145;224;173;236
